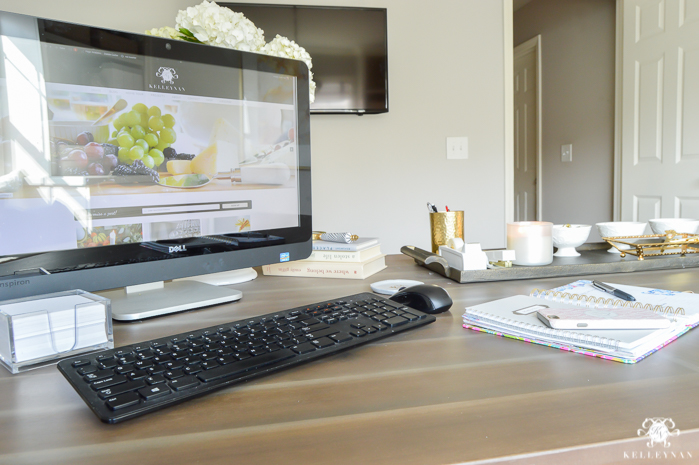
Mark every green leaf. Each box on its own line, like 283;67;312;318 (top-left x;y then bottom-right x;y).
179;28;196;38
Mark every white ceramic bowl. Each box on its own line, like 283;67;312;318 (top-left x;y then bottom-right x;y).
552;224;591;257
648;218;699;235
596;221;648;253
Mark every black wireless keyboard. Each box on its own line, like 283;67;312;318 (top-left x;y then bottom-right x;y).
57;292;436;423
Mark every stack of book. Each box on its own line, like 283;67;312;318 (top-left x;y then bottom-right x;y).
262;237;386;279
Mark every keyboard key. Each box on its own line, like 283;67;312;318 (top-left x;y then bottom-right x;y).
350;329;367;337
305;327;340;339
302;323;329;333
329;332;353;343
145;375;166;385
249;347;270;357
217;355;238;365
84;369;114;382
138;385;171;401
115;365;135;375
311;337;335;349
198;350;296;383
152;355;173;364
91;375;127;391
147;365;166;375
169;376;200;391
128;370;149;380
291;342;316;354
200;361;220;370
98;359;118;369
71;360;90;368
106;392;141;411
383;316;409;327
137;349;155;360
134;360;153;369
97;380;147;399
183;366;202;375
118;354;136;365
77;365;97;375
164;369;184;380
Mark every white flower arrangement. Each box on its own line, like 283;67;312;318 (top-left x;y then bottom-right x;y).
145;27;181;40
261;35;316;102
147;1;315;102
175;1;265;52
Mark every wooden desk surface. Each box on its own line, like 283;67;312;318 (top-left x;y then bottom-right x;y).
2;255;699;464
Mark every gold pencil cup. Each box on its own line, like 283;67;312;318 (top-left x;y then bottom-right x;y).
429;211;464;253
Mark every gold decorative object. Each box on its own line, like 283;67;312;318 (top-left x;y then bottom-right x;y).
602;230;699;260
429;211;464;253
312;231;359;242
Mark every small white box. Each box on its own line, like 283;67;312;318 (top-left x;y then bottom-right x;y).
0;290;113;374
439;244;488;271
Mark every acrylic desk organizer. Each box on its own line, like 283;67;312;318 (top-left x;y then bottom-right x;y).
0;290;113;374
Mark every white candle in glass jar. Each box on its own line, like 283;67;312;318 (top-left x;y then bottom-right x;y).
506;222;553;266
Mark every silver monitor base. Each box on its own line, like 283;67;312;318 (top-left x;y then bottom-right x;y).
174;267;258;286
101;280;243;321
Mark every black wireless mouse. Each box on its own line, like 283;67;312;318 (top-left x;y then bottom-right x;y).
389;284;453;314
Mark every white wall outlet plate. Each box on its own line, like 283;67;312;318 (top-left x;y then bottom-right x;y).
561;144;572;162
447;137;468;159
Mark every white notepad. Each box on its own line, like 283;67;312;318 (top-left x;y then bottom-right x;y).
462;280;699;363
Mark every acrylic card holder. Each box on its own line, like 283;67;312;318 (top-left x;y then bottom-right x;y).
0;290;113;374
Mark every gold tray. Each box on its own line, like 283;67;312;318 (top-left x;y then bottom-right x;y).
603;231;699;260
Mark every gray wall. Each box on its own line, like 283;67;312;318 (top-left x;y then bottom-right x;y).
514;0;615;241
0;0;510;253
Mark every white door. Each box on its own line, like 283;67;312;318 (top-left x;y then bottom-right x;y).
620;0;699;221
514;36;541;221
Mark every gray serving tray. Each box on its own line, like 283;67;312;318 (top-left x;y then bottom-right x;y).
401;243;699;283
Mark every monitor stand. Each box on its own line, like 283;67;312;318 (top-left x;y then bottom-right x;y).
100;268;257;321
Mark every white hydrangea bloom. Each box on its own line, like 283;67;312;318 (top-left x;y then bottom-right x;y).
145;27;182;40
175;1;265;52
153;3;315;103
261;35;316;103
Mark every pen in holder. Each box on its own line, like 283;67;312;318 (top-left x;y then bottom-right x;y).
429;211;464;253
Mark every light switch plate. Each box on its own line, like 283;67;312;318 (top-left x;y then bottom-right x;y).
561;144;572;162
447;137;468;159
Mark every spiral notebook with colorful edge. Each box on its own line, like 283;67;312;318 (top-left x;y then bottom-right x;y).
530;280;699;324
462;280;699;363
462;323;694;364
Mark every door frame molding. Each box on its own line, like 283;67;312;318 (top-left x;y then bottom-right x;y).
513;34;543;221
505;0;515;228
613;0;624;221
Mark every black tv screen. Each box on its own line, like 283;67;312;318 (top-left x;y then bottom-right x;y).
222;3;388;114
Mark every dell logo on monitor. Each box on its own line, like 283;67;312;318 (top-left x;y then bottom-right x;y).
169;245;187;254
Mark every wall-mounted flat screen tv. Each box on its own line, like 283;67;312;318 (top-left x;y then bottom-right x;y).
222;3;388;114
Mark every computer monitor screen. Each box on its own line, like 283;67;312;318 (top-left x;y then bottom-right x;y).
0;11;312;318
